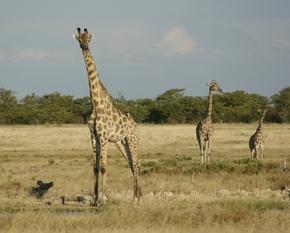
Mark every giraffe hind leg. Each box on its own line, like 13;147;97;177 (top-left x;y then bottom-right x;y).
207;139;212;162
115;141;128;160
123;137;142;202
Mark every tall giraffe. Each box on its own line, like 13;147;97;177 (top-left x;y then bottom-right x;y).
73;28;141;205
196;80;222;163
249;109;267;159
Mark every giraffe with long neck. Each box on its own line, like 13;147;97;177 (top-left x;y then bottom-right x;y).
73;28;141;205
196;80;222;163
249;109;267;159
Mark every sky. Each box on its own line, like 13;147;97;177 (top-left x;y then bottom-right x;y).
1;0;290;99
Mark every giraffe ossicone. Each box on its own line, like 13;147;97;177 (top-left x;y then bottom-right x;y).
74;27;142;206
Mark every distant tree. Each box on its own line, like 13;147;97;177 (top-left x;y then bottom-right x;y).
16;94;42;124
0;86;288;124
215;91;269;123
73;96;92;123
38;92;76;124
0;88;18;123
152;89;187;123
271;86;290;122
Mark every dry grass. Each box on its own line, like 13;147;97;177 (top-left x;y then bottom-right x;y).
0;124;290;233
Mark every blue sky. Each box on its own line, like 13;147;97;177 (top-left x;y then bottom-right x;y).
1;0;290;99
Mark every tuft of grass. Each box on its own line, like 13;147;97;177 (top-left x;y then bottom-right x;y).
140;157;281;176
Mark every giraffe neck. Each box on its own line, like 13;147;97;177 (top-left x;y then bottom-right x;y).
82;49;112;110
205;90;213;119
256;112;265;132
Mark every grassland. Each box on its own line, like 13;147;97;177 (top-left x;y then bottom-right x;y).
0;124;290;233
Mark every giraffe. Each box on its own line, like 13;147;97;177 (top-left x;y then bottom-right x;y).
196;80;222;163
249;109;267;159
73;28;142;205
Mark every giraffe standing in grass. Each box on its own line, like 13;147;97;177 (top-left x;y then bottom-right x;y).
249;109;267;159
73;28;141;206
196;81;222;163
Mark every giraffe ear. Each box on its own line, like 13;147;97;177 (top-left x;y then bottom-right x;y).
72;34;79;39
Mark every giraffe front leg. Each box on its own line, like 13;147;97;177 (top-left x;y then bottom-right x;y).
251;149;255;159
200;139;205;163
260;145;264;160
98;139;108;204
207;139;212;163
88;115;101;206
88;115;97;153
254;145;258;159
203;141;207;163
92;137;101;207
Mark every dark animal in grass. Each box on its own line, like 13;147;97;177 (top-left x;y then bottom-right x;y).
30;180;54;199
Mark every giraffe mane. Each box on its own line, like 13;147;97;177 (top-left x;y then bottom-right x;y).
99;80;113;101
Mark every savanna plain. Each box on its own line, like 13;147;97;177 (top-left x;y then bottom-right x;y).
0;124;290;233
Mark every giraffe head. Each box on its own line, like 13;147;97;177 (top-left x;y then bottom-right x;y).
207;80;222;93
73;28;92;51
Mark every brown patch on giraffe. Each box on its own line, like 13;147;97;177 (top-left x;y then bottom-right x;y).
96;108;105;114
102;116;108;123
115;124;120;132
91;84;98;92
88;69;95;76
112;114;118;122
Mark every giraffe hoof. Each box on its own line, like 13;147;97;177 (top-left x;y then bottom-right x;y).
132;197;140;205
100;194;108;204
137;186;143;198
90;201;100;207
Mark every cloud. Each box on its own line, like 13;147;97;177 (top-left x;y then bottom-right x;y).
158;27;199;56
15;49;51;60
269;39;290;50
0;49;66;63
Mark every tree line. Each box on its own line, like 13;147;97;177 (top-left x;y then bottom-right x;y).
0;86;289;124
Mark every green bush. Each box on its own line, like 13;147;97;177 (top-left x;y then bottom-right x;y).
140;156;281;176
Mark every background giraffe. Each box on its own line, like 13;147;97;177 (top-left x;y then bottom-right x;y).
196;80;222;163
73;28;141;205
249;109;267;159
